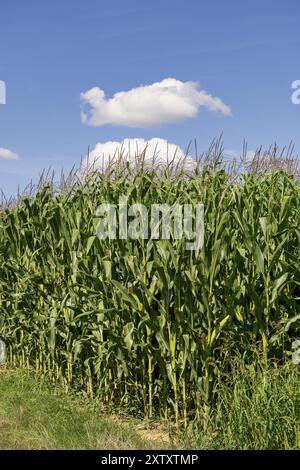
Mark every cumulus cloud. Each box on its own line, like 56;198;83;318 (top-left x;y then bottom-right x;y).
81;138;196;174
0;147;19;160
80;78;231;128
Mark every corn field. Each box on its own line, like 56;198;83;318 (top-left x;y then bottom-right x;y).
0;145;299;427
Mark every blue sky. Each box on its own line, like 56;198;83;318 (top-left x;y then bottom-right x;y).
0;0;299;195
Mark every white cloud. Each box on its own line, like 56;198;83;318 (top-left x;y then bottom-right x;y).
81;138;196;174
0;147;19;160
80;78;231;128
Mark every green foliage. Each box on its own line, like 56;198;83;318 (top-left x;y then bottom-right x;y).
0;164;299;427
183;362;300;450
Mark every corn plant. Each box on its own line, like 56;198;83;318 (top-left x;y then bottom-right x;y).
0;147;299;427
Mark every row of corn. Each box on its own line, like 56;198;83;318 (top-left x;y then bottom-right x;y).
0;162;299;427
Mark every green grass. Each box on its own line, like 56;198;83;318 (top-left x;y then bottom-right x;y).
181;362;300;450
1;363;300;450
0;368;159;450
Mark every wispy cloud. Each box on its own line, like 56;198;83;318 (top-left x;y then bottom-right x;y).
80;78;231;129
0;148;19;161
